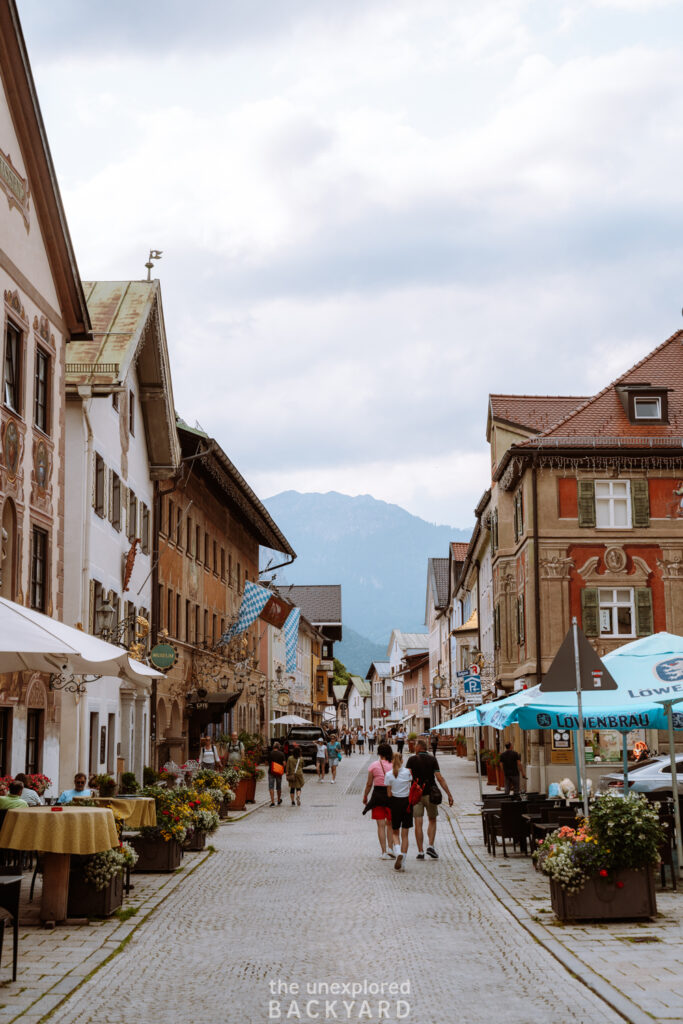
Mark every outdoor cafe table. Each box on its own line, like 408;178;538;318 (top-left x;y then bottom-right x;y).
0;806;118;923
73;796;156;829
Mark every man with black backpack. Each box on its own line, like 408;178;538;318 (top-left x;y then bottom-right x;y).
406;739;453;860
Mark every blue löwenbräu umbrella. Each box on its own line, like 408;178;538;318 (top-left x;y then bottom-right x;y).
477;632;683;872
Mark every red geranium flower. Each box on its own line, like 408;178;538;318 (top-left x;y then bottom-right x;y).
599;869;608;877
616;881;624;889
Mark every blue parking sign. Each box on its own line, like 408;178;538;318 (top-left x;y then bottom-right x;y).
463;674;482;695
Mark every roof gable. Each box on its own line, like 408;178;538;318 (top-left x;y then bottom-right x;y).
488;395;589;439
520;331;683;447
66;281;181;479
278;585;341;623
0;1;89;337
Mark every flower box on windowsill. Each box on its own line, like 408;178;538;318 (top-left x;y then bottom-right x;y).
67;871;123;918
550;868;656;921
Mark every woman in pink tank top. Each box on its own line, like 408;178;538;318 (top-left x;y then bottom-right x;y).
361;743;395;859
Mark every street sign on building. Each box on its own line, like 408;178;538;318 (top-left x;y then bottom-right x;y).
463;674;482;696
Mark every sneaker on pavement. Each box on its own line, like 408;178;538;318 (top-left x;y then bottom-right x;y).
394;853;403;871
387;849;396;859
416;852;425;860
393;844;401;857
380;852;390;860
426;846;439;859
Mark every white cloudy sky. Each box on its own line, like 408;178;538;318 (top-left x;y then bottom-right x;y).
16;0;683;527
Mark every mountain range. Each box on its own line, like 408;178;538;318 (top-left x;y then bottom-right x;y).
262;491;471;675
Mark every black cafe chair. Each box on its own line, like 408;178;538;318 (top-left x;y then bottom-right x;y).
0;871;22;981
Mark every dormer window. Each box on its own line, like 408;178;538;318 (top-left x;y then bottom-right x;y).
616;383;669;424
633;396;661;420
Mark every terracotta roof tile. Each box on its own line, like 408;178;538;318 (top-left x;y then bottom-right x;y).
450;542;469;560
519;330;683;447
489;395;589;435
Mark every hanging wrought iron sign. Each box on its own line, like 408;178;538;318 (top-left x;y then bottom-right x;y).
150;641;178;671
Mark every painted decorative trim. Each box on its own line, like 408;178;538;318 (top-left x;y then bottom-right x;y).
4;288;27;325
0;149;30;229
657;558;683;579
539;555;575;579
603;546;627;573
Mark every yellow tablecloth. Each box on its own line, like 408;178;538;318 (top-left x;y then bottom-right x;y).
80;797;156;828
0;806;118;854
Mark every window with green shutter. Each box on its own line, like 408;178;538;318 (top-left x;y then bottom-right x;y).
581;587;599;636
631;479;650;528
517;595;525;645
494;604;501;649
635;588;653;636
578;481;596;528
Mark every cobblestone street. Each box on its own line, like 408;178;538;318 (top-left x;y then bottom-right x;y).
45;755;628;1024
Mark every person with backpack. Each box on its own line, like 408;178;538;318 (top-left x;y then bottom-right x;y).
406;739;454;860
286;744;305;806
327;733;342;783
361;742;394;860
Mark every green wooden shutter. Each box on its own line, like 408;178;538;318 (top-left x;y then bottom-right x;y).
494;604;500;649
518;489;524;538
513;494;519;543
578;481;596;528
581;587;599;637
492;509;498;552
518;595;525;645
631;479;650;528
635;588;653;636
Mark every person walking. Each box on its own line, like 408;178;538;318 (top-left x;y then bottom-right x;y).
342;730;352;757
500;741;526;796
406;739;454;860
385;752;413;871
286;744;305;806
198;735;221;768
351;729;357;754
268;741;286;806
315;737;328;782
430;730;439;757
357;728;365;755
225;731;245;766
367;728;376;753
362;743;394;859
396;728;406;755
327;733;342;783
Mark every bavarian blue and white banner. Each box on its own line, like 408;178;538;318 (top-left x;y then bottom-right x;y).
219;581;272;643
284;606;300;673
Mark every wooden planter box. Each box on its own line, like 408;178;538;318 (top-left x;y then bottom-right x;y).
229;778;249;812
550;869;657;921
407;741;416;753
129;834;183;872
218;797;231;820
496;765;505;789
67;871;123;918
486;763;497;785
245;777;256;803
183;829;207;851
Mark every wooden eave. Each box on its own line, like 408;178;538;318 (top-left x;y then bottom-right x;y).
0;0;90;338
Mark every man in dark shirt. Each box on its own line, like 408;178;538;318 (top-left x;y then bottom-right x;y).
406;740;453;860
500;742;526;796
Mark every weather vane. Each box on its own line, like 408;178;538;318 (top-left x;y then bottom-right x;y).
145;249;163;281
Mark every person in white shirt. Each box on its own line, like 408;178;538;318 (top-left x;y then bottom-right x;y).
385;753;414;871
315;738;328;782
14;774;43;805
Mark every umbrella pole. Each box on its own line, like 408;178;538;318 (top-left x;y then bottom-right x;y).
622;731;629;792
665;702;683;878
572;618;589;819
475;725;483;804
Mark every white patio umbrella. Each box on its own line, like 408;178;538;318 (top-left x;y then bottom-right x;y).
0;596;162;685
269;714;314;726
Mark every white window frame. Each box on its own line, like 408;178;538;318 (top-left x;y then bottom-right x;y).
598;587;635;638
633;396;661;420
595;479;631;529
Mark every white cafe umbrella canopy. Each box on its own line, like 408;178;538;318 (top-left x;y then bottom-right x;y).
270;714;314;726
0;596;162;686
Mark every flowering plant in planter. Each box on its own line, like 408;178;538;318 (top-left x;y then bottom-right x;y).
82;841;138;891
26;773;52;795
533;793;664;893
140;786;194;843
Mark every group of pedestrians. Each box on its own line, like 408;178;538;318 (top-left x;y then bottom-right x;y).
362;739;453;871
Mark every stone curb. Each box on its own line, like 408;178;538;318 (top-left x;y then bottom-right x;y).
446;808;653;1024
28;848;213;1024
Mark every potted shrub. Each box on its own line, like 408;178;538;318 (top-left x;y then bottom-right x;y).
68;841;138;917
239;752;264;803
194;767;237;818
120;772;139;795
407;732;418;753
183;800;220;851
94;774;117;797
534;792;663;921
482;750;498;785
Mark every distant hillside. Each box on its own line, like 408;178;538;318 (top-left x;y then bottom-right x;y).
334;626;388;677
261;491;471;674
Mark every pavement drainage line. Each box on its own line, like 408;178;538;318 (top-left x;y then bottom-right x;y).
446;812;652;1024
34;848;214;1024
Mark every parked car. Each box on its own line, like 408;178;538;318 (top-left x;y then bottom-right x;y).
597;753;683;795
276;726;328;768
